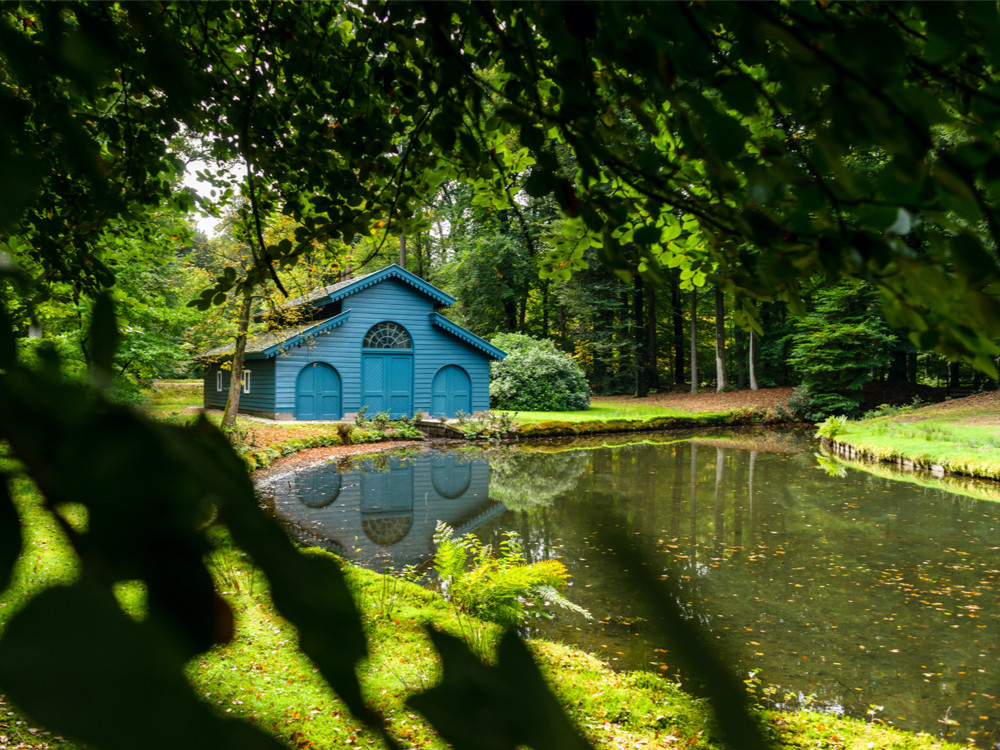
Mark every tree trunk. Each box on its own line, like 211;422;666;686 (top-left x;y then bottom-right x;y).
671;271;684;386
541;279;550;338
222;283;255;429
646;282;659;391
690;287;698;394
503;299;517;331
399;235;406;270
733;325;747;389
948;360;961;388
749;327;759;391
634;275;648;397
715;285;726;393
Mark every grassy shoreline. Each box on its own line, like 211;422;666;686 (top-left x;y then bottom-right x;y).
818;392;1000;485
1;477;964;750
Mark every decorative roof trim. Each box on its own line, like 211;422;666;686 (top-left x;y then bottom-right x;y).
326;264;455;308
263;311;351;357
429;312;506;360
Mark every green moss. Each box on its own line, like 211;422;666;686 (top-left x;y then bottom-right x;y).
517;421;581;437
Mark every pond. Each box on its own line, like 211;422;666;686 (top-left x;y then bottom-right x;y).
258;429;1000;746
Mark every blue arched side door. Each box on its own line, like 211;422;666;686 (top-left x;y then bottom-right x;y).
295;362;342;420
431;365;471;418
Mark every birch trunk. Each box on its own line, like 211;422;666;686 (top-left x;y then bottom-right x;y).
715;285;726;393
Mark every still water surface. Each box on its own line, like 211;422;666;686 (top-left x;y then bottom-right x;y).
259;429;1000;746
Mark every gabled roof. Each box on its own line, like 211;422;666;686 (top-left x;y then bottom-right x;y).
280;264;455;312
429;312;506;360
196;311;351;360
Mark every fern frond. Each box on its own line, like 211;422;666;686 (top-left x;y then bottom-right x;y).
532;584;592;620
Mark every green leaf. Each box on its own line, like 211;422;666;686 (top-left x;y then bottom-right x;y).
718;75;758;116
522;169;555;198
950;233;999;281
185;423;380;734
409;629;592;750
0;580;286;750
87;293;119;388
633;225;661;246
704;111;746;162
0;299;15;370
519;124;544;151
0;476;21;592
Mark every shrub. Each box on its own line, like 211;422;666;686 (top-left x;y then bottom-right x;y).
456;411;517;440
815;414;849;440
335;422;353;445
489;333;590;411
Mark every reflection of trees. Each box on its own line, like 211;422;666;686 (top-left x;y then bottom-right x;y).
487;448;590;512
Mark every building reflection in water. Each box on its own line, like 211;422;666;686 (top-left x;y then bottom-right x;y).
261;450;503;570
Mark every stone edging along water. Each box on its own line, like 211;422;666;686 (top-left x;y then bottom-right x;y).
500;411;776;440
822;437;950;478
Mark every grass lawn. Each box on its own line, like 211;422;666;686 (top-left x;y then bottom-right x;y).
0;480;963;750
142;381;357;466
823;391;1000;482
500;402;727;424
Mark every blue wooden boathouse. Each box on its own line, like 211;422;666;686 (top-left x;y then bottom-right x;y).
198;264;505;420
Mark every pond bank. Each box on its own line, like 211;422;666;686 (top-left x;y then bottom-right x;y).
817;390;1000;484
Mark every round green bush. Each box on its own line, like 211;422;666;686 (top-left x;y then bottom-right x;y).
489;333;590;411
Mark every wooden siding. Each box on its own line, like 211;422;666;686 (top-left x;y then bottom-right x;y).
202;359;277;413
272;277;492;416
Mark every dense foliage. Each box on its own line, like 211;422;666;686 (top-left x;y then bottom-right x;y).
489;333;590;412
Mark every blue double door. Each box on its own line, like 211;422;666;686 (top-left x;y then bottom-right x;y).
295;362;342;420
361;353;413;418
431;365;471;418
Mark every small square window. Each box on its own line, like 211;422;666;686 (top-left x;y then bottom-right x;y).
216;370;223;391
242;370;251;394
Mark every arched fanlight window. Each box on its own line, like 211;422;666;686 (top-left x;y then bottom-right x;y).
363;322;412;349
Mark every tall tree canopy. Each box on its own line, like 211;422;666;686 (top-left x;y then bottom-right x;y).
4;2;1000;365
407;2;1000;372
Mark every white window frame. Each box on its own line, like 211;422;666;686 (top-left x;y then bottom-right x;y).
242;370;251;394
216;370;223;391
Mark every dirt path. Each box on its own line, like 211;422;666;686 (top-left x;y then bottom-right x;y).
895;389;1000;426
592;386;794;413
